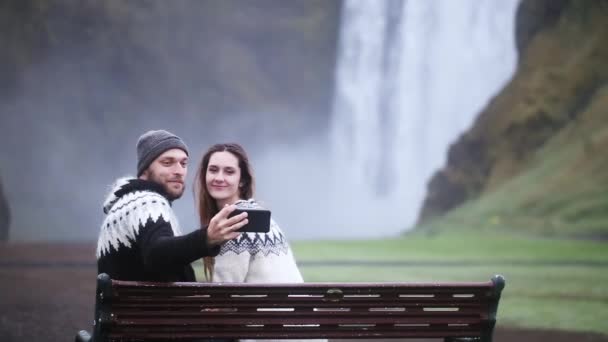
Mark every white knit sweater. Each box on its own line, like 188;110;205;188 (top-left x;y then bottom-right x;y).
213;218;303;283
213;203;324;342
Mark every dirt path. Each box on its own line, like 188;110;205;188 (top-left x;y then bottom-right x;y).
1;243;607;342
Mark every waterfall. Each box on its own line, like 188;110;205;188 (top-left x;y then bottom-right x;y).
329;0;520;236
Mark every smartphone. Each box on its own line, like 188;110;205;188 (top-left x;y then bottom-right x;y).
228;208;271;233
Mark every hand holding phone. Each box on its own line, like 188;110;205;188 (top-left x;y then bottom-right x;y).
228;207;271;233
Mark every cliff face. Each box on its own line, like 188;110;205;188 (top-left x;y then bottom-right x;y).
417;0;608;236
0;178;9;241
0;0;341;139
0;0;342;241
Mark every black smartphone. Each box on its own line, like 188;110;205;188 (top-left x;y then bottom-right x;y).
228;208;271;233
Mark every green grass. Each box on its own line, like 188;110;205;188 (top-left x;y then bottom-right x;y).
291;233;608;335
431;155;608;237
418;85;608;238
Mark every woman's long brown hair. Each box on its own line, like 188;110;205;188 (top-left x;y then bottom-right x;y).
194;143;255;281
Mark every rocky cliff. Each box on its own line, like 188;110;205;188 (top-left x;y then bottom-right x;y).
417;0;608;237
0;178;9;241
0;0;342;241
0;0;341;140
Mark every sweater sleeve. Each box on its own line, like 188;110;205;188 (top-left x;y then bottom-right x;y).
136;216;220;272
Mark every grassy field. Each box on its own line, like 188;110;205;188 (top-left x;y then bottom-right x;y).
420;86;608;238
290;233;608;335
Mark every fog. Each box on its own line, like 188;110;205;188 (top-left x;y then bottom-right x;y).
0;0;519;242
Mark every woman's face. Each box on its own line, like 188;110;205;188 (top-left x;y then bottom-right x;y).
206;151;242;206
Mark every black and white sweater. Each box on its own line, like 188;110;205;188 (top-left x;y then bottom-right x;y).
96;177;219;282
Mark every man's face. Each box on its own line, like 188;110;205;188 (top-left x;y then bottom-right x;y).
140;149;188;200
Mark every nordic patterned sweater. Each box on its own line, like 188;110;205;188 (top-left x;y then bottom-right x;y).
96;177;220;282
213;200;327;342
213;199;303;283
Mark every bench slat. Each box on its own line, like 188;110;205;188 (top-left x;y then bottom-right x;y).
112;309;486;317
113;285;493;295
102;327;490;338
111;314;486;324
115;300;489;310
107;327;484;340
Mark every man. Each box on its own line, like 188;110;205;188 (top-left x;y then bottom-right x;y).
96;129;247;282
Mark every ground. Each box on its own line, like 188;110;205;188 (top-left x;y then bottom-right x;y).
1;243;607;342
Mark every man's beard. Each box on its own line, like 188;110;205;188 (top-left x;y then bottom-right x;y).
147;172;184;200
165;186;184;201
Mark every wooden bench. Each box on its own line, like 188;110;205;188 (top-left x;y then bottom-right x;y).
76;273;505;341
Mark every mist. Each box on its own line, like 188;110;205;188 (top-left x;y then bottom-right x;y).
0;0;519;242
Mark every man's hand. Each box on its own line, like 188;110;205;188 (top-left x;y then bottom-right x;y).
206;204;248;247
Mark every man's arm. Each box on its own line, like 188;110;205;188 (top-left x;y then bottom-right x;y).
136;204;249;272
137;216;219;271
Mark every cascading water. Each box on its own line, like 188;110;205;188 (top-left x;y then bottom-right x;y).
328;0;520;236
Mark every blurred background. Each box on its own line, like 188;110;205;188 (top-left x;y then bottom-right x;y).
1;0;608;341
1;0;606;242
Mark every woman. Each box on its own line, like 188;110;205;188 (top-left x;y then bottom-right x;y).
195;143;303;283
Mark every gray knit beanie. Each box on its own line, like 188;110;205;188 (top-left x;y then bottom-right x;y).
136;130;189;176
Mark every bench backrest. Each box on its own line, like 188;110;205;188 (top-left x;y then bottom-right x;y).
92;273;505;341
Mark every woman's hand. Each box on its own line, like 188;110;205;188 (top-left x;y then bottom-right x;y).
206;204;248;247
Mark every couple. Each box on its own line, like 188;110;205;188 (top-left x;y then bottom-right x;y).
96;129;302;284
